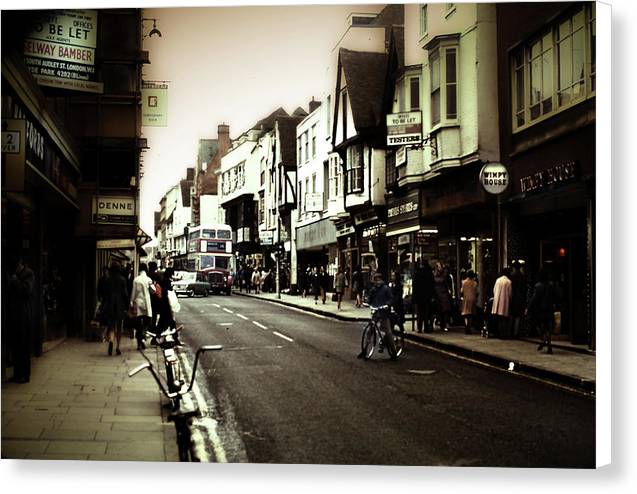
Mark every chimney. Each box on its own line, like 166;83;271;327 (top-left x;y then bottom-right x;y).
309;96;321;114
218;123;230;138
186;167;195;181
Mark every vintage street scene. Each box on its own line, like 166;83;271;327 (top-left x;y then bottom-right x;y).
1;2;597;467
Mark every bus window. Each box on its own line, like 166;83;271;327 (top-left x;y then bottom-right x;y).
215;256;230;269
217;229;231;239
203;229;216;238
201;255;214;269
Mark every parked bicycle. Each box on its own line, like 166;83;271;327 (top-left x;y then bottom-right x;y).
128;342;223;461
360;304;405;360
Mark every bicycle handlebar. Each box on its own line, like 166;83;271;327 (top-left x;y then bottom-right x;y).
128;345;223;399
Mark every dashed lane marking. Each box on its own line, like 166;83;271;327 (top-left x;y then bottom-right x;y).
262;300;329;319
272;331;294;343
217;323;233;326
407;369;437;376
252;321;267;330
212;303;220;308
236;313;249;320
222;308;234;314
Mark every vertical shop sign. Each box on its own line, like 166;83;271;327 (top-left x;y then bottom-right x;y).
23;10;103;93
142;81;169;127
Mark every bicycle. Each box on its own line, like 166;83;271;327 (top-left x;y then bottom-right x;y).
360;304;405;360
128;343;223;461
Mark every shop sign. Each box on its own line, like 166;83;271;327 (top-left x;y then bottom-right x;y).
142;81;169;127
92;195;136;224
362;224;385;239
297;219;337;250
23;10;103;93
386;111;422;146
259;230;274;246
396;146;407;166
2;119;26;191
479;162;509;194
336;221;355;238
305;192;323;212
354;210;378;226
387;190;420;224
397;234;410;246
519;160;577;194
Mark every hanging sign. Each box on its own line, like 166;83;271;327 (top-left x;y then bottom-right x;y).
479;162;509;194
386;112;422;146
142;82;169;127
23;10;103;93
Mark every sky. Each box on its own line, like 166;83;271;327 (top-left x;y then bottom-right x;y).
139;1;385;237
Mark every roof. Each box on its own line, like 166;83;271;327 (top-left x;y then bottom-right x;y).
339;48;388;131
251;107;289;132
276;115;306;168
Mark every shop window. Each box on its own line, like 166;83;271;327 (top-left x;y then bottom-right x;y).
511;4;595;131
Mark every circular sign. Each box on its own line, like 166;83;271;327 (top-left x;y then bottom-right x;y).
479;162;509;194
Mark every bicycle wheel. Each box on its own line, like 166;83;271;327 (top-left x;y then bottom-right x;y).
360;322;377;360
389;323;405;360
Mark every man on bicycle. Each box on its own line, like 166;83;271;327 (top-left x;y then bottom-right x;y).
362;272;396;356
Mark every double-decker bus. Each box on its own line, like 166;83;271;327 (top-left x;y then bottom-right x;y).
184;224;234;272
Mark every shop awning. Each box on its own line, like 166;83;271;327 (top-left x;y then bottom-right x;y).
386;219;420;237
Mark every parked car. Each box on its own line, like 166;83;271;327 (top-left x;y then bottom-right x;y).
172;270;210;297
203;267;233;296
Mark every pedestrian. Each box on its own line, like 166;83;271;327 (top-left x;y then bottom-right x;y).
319;266;329;304
526;269;559;354
389;270;405;333
335;266;346;309
101;260;129;356
433;262;452;331
509;261;526;338
8;258;35;383
252;267;262;294
129;263;153;350
492;267;513;338
148;261;161;331
244;265;253;294
96;266;110;339
352;266;363;308
310;267;320;305
412;260;434;333
460;270;479;335
157;267;176;331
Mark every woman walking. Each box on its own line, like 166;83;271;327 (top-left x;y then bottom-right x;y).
433;262;452;331
157;267;176;331
335;267;346;309
102;261;129;356
351;266;363;308
460;271;479;334
389;270;405;332
526;269;558;354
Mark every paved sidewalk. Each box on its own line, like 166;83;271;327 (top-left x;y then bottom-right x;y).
1;337;179;461
235;290;596;394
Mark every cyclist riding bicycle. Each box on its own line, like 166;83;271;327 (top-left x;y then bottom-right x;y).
358;271;396;357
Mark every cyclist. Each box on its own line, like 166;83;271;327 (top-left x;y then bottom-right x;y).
358;271;396;357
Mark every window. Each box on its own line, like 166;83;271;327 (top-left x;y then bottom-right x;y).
328;154;342;200
258;191;264;224
297;137;302;166
326;94;332;135
420;5;427;36
346;144;363;193
312;173;317;193
260;158;265;186
304;177;309;212
429;46;457;126
410;77;420;111
323;160;329;210
298;180;302;217
511;4;595;130
386;151;397;189
304;131;309;162
311;124;317;158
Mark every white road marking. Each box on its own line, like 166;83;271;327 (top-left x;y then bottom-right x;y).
272;331;294;343
252;321;267;330
212;303;220;308
236;313;249;320
407;369;437;376
178;353;227;463
222;308;234;314
217;323;233;326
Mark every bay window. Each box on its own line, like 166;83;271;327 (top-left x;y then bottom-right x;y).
429;44;457;126
511;4;595;130
346;144;363;193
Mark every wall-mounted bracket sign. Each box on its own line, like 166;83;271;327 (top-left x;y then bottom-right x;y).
479;162;509;195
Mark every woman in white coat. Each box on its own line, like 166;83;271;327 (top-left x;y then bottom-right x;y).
129;263;154;350
491;268;512;338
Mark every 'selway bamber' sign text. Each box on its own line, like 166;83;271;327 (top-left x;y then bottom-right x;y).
520;161;577;194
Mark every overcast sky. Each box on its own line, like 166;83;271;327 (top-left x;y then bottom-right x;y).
139;2;386;236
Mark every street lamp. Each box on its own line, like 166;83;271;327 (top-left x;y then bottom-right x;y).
142;18;162;39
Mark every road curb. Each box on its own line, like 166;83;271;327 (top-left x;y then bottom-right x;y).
233;290;595;395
